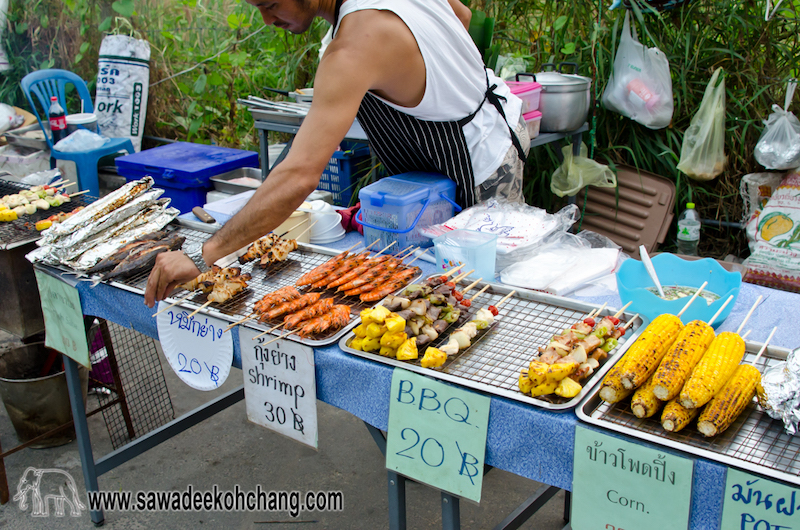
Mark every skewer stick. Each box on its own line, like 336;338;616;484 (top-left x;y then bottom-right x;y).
469;284;491;301
251;321;287;341
55;182;77;190
363;239;380;252
493;290;517;308
736;295;763;335
48;179;65;187
259;329;294;347
461;278;483;295
621;314;639;331
708;295;734;326
453;269;475;283
441;263;465;278
187;300;213;319
751;326;777;366
741;329;752;340
68;189;91;197
372;241;397;258
224;313;256;332
397;244;415;255
676;281;708;318
613;301;633;319
397;246;417;259
405;248;430;266
588;302;607;319
152;290;200;317
277;219;309;238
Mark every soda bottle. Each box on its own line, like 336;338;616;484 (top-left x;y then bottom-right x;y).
48;96;67;145
677;202;701;256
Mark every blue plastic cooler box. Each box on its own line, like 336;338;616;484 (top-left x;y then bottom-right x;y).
356;172;460;250
115;142;259;214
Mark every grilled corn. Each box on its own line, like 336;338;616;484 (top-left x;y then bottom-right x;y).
599;359;634;404
696;363;760;437
661;398;701;433
631;376;663;419
679;332;746;409
652;320;716;401
619;314;684;390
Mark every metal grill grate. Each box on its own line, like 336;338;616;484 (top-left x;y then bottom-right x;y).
578;344;800;485
89;319;174;450
0;179;96;250
110;227;421;346
341;282;644;411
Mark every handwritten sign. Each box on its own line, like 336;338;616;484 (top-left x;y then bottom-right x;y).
386;369;490;503
572;426;694;530
156;302;232;391
722;468;800;530
239;327;318;449
34;270;90;368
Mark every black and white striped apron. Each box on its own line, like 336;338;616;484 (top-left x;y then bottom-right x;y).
332;1;526;208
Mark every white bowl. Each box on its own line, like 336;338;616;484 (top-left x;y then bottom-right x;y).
314;220;345;239
311;231;346;244
310;211;342;237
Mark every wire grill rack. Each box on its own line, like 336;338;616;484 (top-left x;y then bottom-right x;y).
89;319;174;450
577;342;800;485
340;281;645;411
110;226;421;346
0;179;96;250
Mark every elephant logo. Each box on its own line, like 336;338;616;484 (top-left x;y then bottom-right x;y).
13;467;86;517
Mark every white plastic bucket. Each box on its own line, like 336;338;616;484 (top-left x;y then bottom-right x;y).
66;113;98;135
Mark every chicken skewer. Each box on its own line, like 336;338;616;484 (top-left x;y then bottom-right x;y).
187;273;251;319
152;266;242;317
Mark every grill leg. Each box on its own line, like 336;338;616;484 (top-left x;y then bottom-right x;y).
98;320;136;439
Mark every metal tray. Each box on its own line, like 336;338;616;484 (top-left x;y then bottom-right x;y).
210;167;263;194
577;342;800;486
4;123;49;150
339;281;646;411
109;228;421;347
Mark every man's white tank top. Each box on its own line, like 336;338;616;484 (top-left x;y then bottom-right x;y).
333;0;522;187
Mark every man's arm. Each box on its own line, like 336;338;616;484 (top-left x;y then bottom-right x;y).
447;0;471;30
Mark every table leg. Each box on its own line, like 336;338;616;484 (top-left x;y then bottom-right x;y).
0;437;8;504
492;484;561;530
563;490;571;522
258;129;269;178
441;493;460;530
65;356;104;525
388;471;407;530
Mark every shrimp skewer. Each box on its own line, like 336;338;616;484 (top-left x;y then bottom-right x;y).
284;298;335;329
297;305;351;338
310;254;371;289
253;286;302;312
295;241;363;286
328;255;394;288
336;260;407;291
258;292;322;322
358;268;421;302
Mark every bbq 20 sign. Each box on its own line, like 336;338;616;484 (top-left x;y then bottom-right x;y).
386;369;490;503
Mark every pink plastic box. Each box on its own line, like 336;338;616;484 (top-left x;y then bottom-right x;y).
523;110;542;139
507;81;542;114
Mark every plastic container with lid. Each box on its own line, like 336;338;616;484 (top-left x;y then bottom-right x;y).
522;110;542;139
434;229;497;280
356;172;460;251
115;142;259;213
507;80;542;114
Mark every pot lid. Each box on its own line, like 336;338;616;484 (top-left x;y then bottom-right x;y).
534;70;591;93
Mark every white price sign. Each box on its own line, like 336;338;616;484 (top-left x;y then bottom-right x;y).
239;327;318;449
156;303;233;391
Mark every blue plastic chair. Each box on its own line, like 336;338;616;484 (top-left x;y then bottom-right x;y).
20;69;135;197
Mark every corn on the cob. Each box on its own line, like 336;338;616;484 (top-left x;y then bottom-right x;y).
652;320;716;401
631;376;663;419
599;359;634;404
696;364;760;437
619;314;683;390
661;398;700;432
679;331;746;409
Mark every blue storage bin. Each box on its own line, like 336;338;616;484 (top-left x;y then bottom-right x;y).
115;142;259;214
356;172;460;251
317;142;371;206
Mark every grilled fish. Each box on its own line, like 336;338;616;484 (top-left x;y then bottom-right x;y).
87;231;167;275
101;234;184;281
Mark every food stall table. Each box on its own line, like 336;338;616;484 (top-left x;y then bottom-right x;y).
44;234;800;529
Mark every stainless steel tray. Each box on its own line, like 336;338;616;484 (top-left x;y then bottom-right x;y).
210;167;263;193
4;123;49;150
576;341;800;485
339;281;646;411
110;228;421;347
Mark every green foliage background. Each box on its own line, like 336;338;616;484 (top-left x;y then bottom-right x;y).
1;0;798;258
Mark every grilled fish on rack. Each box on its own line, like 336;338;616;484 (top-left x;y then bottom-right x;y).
101;233;185;281
259;239;298;268
239;233;281;264
87;230;167;275
208;273;252;304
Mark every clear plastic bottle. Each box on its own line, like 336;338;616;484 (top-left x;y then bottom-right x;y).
677;202;701;256
48;96;67;145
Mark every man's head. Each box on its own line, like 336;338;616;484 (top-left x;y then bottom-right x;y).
246;0;323;34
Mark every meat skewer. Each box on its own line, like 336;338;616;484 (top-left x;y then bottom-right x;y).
258;238;299;267
152;266;242;317
188;273;251;319
239;233;281;264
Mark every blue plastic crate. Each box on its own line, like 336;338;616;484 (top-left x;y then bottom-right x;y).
317;142;371;206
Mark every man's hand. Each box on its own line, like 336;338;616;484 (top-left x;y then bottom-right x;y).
144;251;201;308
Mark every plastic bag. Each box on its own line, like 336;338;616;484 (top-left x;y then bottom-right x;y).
21;168;62;186
739;172;784;228
677;68;726;181
550;143;617;197
54;130;110;152
418;198;579;271
601;11;674;130
755;80;800;170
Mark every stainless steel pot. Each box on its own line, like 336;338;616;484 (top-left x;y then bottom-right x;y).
522;63;592;133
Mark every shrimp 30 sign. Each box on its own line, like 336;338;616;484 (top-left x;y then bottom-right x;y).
156;302;232;391
386;369;490;503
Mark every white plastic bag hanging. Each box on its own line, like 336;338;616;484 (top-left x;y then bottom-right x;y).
601;11;674;130
677;68;727;181
755;80;800;170
550;143;617;197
